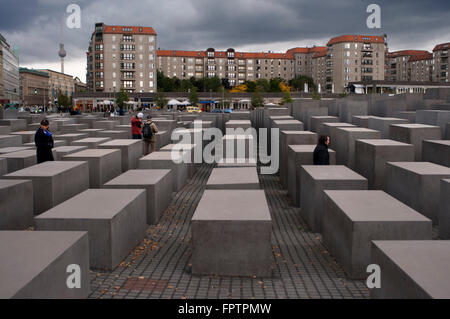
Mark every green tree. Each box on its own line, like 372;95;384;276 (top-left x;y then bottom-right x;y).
189;87;199;105
57;92;70;109
251;89;265;108
312;90;321;100
269;78;282;92
244;81;257;93
155;90;168;109
290;75;316;92
280;91;293;105
116;88;129;111
255;79;270;92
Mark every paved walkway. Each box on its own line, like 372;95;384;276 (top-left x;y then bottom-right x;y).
89;164;370;299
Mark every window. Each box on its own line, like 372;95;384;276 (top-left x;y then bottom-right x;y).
149;81;154;87
149;36;154;42
149;72;154;78
345;43;350;49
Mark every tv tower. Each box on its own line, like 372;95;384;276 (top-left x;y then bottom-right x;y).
58;17;66;74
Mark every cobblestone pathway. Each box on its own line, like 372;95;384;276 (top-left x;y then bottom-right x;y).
89;164;370;299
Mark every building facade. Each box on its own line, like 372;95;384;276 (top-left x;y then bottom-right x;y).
325;35;387;93
37;69;74;106
311;48;327;92
86;23;157;93
385;50;431;82
19;68;49;106
157;48;294;86
0;33;20;104
286;46;327;78
433;42;449;83
408;53;433;82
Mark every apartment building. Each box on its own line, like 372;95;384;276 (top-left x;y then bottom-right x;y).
433;42;449;83
86;23;157;93
325;35;387;93
311;47;327;91
0;33;20;104
37;69;74;106
386;50;431;82
287;46;327;78
409;52;433;82
157;48;294;86
19;68;49;106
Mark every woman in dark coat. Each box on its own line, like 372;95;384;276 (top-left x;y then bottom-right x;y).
35;119;54;164
313;135;330;165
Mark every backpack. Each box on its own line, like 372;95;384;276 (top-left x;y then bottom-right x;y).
142;122;153;139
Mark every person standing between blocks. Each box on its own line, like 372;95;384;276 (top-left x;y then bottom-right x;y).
131;112;144;139
35;119;54;164
142;116;159;155
313;135;330;165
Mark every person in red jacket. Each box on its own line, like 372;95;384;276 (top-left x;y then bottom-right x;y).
131;112;144;139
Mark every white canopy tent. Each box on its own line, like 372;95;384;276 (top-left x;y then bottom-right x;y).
167;99;182;106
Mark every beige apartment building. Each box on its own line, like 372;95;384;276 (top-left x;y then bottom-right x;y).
37;69;74;106
433;42;449;83
408;53;433;82
86;23;157;93
19;68;49;106
157;48;294;86
311;48;327;92
325;35;387;93
287;46;327;78
386;50;431;82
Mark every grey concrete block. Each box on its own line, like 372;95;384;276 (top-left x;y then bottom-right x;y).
440;179;450;239
0;180;34;229
422;140;450;167
36;189;147;270
54;133;89;145
63;149;122;188
0;158;6;175
138;151;188;192
222;134;256;160
279;131;318;188
98;139;143;172
351;116;372;128
0;231;90;299
0;109;18;119
159;143;197;176
319;123;355;149
385;162;450;224
370;240;450;299
103;169;173;225
60;124;89;134
446;123;450;139
71;137;112;149
4;161;89;215
300;165;368;232
76;117;101;128
355;139;415;190
53;146;88;160
0;135;22;148
310;116;339;133
97;130;130;140
78;129;104;137
206;167;260;189
416;110;450;137
0;150;37;173
230;111;251;121
394;111;416;123
339;99;369;123
389;124;442;161
0;146;32;154
0;126;11;135
191;190;272;277
368;117;409;139
10;131;36;144
92;120;118;130
323;190;432;279
334;127;381;169
225;120;252;130
272;119;304;132
0;119;27;132
287;145;336;206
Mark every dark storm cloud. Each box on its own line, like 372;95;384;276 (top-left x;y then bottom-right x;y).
1;0;449;78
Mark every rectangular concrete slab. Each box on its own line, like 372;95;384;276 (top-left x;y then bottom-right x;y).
0;231;90;299
415;110;450;137
78;128;105;137
191;190;272;277
300;165;368;232
440;179;450;239
97;130;130;140
370;241;450;299
287;145;336;206
0;180;34;229
0;149;37;173
103;169;173;225
98;139;143;172
138;151;188;192
385;162;450;224
0;146;32;154
206;167;260;189
323;190;432;279
3;161;90;215
10;131;36;144
0;119;27;132
92;120;118;130
53;146;88;160
310;116;339;133
62;149;122;188
60;124;89;134
54;133;89;145
389;124;442;160
71;137;112;149
355;139;415;190
35;189;147;270
422;140;450;167
0;135;22;148
368;117;409;139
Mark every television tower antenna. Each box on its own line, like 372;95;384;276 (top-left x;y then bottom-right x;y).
58;16;67;74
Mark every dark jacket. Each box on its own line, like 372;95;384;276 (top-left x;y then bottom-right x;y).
313;143;330;165
35;128;54;163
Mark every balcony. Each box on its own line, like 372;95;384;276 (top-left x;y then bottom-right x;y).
362;45;373;51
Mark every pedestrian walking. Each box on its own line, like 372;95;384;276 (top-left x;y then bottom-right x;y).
35;119;54;164
142;116;159;155
131;112;144;139
313;135;330;165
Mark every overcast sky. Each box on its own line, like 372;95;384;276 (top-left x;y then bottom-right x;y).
1;0;449;82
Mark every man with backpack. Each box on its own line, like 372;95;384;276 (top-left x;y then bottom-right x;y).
142;115;158;155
